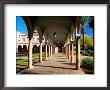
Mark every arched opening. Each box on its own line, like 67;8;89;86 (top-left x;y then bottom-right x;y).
23;45;27;53
42;45;45;52
18;45;22;53
33;45;37;53
57;43;63;52
37;45;40;53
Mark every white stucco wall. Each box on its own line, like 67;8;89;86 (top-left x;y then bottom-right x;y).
55;47;58;54
16;31;45;52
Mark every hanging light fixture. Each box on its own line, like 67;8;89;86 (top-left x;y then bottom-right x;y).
53;32;56;39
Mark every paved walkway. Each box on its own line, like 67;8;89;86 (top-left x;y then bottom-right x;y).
19;53;86;74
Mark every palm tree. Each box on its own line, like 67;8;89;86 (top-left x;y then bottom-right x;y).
81;16;89;51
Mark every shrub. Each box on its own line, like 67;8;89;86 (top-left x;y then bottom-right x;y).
81;57;94;70
81;50;94;56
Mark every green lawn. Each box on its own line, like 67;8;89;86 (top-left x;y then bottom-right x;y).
16;52;46;73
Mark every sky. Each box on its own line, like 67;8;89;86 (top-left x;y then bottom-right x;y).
80;23;93;37
16;16;93;37
16;16;28;34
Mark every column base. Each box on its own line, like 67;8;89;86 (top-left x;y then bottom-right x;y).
45;57;47;60
70;60;75;63
28;66;33;69
75;67;81;70
39;60;43;63
70;56;75;63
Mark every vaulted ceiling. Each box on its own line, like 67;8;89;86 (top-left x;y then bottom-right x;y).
23;16;80;46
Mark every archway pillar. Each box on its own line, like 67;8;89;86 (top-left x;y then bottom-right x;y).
48;45;50;57
50;45;52;56
45;44;47;60
76;35;81;70
70;41;74;63
64;46;66;54
68;43;71;60
16;48;18;53
39;42;43;63
66;45;68;57
52;46;55;54
75;16;82;69
28;38;33;69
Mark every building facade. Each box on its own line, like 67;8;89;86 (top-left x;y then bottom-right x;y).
16;30;45;53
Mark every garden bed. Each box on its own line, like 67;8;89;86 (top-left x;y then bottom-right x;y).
80;57;94;74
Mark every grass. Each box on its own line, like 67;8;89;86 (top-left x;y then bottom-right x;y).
16;52;46;73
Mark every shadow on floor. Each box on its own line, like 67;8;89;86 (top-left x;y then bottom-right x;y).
56;58;67;59
62;62;76;66
57;61;66;62
55;56;62;57
34;65;76;70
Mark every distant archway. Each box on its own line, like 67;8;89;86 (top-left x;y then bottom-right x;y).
23;45;27;53
42;45;45;52
33;45;37;53
57;43;63;52
18;45;22;53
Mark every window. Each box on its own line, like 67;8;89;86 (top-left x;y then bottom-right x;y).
23;38;25;41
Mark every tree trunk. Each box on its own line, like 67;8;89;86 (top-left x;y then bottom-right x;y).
82;28;85;51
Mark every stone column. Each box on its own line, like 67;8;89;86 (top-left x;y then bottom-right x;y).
28;38;32;68
50;45;52;56
70;41;74;63
68;44;70;60
64;47;65;54
76;37;81;69
52;46;55;54
16;48;18;53
48;45;50;57
66;45;68;57
65;45;67;56
54;47;55;54
45;44;47;60
39;42;43;63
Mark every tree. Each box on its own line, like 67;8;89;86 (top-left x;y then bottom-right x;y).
81;16;89;51
80;36;93;50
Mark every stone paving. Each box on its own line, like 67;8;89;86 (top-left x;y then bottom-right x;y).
19;53;87;74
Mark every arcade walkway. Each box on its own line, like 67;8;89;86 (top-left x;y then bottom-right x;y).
19;53;85;74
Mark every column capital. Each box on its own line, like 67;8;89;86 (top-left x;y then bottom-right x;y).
76;34;81;39
70;41;73;43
